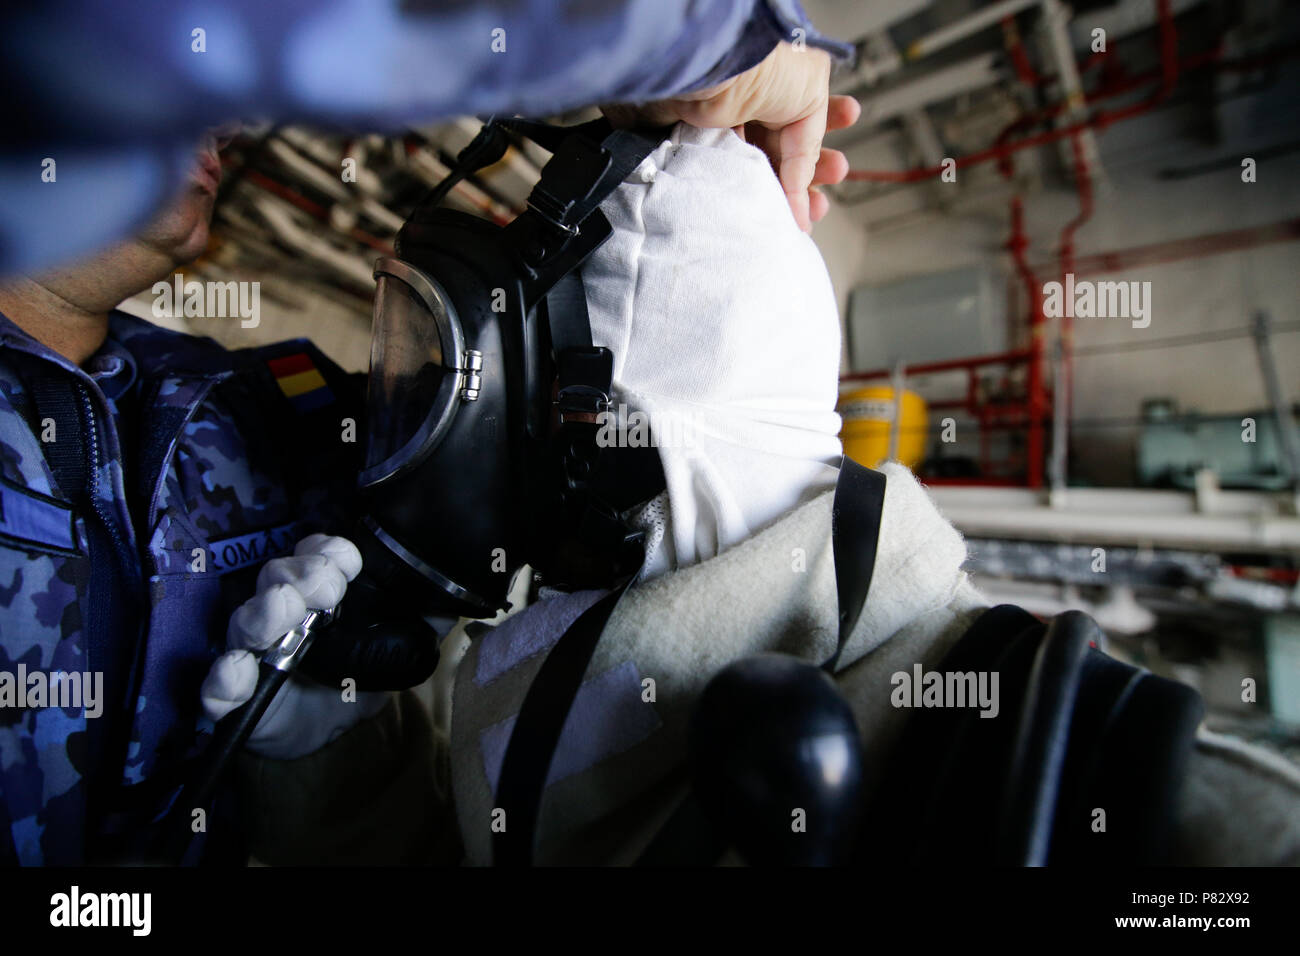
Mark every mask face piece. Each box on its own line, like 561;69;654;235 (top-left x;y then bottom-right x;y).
350;119;668;622
353;211;526;621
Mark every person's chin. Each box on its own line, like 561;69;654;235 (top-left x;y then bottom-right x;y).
142;189;215;265
168;222;212;266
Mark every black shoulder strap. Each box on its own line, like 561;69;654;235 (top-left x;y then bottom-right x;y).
493;455;887;865
491;586;626;866
546;270;593;355
532;121;669;590
637;456;886;865
825;456;887;672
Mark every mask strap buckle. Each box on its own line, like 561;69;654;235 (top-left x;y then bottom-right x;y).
555;346;613;436
517;135;613;266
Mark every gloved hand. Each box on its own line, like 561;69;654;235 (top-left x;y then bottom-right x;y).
200;533;391;760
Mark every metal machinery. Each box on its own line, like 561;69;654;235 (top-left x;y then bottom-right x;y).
821;0;1300;754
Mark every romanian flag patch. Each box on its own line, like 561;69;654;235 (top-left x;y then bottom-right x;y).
267;352;334;413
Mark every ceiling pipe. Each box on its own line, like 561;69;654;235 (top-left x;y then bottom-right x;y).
846;0;1181;184
1040;0;1105;179
1068;0;1206;49
832;32;903;95
265;137;407;234
1052;131;1095;494
401;145;515;224
840;52;1003;133
904;0;1044;61
234;164;394;254
281;127;386;197
251;195;377;288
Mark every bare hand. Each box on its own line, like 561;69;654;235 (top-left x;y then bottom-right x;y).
603;43;861;232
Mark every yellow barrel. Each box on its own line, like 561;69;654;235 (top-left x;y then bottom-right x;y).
838;386;928;469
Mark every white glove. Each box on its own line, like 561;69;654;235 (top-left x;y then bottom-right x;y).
200;533;390;760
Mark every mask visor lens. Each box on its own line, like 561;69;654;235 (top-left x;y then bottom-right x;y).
363;262;463;480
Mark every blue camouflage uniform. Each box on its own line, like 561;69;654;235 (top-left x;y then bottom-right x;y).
1;0;853;274
0;309;361;864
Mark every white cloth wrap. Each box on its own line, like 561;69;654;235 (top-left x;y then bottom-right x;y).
581;123;845;579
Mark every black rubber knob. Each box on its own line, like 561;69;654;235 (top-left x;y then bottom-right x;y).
691;653;865;866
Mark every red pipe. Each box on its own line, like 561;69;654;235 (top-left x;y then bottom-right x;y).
848;0;1181;185
1009;195;1047;487
1002;16;1040;87
995;81;1045;484
989;43;1222;181
843;0;1182;487
1055;131;1094;484
1031;217;1300;279
841;348;1034;382
235;165;397;255
844;39;1293;185
844;214;1300;478
1058;137;1097;277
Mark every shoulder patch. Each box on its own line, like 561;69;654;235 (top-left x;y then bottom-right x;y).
267;353;335;413
0;477;79;554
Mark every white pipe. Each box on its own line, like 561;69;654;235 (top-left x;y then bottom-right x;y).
266;138;352;201
1049;338;1068;495
972;581;1158;634
1041;0;1088;114
279;127;385;197
1039;0;1105;181
266;138;407;234
404;149;514;221
846;30;948;177
251;196;376;288
901;111;946;167
888;361;905;462
833;32;904;94
928;491;1300;554
858;52;1002;126
905;0;1042;60
1195;729;1300;789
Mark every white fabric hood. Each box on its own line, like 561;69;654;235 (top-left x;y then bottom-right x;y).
581;123;845;578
